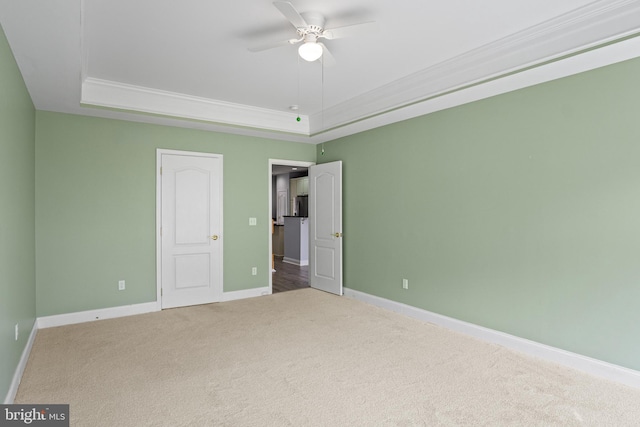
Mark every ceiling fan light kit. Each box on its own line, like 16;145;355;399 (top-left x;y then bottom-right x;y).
298;40;323;61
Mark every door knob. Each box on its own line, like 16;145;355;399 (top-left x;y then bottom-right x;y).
333;232;342;238
211;235;219;240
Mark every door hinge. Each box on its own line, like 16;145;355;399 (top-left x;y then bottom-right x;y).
161;288;163;296
160;227;162;236
160;166;163;175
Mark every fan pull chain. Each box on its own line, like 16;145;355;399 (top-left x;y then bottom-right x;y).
321;52;324;133
320;54;326;154
296;54;301;122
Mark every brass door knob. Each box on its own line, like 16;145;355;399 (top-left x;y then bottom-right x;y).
211;235;219;240
333;232;343;238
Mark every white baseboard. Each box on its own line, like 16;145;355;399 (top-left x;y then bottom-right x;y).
282;257;308;266
4;321;38;404
35;288;275;328
37;301;160;329
221;287;270;302
343;288;640;390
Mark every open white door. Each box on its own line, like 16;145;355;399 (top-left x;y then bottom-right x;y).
309;161;343;295
159;151;223;309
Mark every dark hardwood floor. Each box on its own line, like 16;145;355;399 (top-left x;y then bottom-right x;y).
272;256;309;293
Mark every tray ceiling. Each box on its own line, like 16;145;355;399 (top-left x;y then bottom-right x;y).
1;0;640;143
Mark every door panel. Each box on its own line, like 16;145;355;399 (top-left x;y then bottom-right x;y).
161;153;222;309
174;253;210;289
175;169;210;244
309;161;343;295
315;247;335;279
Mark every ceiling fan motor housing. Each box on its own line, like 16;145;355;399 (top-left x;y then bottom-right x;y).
299;11;325;34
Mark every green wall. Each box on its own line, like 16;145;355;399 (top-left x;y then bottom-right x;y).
0;24;36;401
319;56;640;371
35;112;315;317
3;18;640;403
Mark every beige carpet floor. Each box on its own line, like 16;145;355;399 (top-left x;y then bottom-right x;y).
16;288;640;426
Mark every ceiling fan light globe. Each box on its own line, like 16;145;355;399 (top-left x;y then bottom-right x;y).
298;42;323;62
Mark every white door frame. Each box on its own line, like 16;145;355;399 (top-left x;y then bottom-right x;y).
268;159;315;294
156;149;224;310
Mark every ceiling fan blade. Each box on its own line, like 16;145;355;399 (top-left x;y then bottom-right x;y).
323;21;378;40
248;38;296;52
273;1;308;29
319;43;336;67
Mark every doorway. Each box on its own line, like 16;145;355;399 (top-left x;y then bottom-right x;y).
269;159;314;293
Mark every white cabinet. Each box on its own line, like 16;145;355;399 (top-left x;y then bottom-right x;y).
289;178;297;196
290;177;309;196
299;177;309;195
289;176;309;216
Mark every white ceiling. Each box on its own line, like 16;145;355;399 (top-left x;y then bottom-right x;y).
1;0;640;143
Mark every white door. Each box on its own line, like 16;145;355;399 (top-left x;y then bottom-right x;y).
309;161;343;295
160;152;223;309
277;190;287;224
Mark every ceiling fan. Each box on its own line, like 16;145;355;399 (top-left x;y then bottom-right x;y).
248;1;377;64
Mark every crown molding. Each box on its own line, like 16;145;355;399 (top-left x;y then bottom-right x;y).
81;78;310;135
78;0;640;143
310;0;640;133
308;33;640;143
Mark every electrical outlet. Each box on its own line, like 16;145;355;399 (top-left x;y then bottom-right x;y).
118;280;126;291
252;267;257;276
249;217;257;226
15;323;19;341
402;279;409;290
